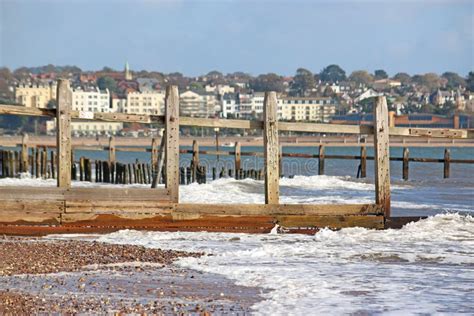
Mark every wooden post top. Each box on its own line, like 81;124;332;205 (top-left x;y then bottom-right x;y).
264;91;279;204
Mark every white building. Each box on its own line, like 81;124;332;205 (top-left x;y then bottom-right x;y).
180;90;219;117
354;89;382;103
205;84;235;95
126;91;165;115
280;96;336;122
47;87;122;136
15;82;57;109
221;92;284;120
72;87;110;112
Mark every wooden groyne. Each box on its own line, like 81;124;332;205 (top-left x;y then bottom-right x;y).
1;140;471;182
0;79;473;235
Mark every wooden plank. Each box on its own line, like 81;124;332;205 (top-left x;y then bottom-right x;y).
61;213;172;223
279;121;372;135
56;79;72;188
276;215;384;229
0;104;56;118
0;199;64;212
0;212;61;224
374;96;391;217
165;86;180;202
389;126;468;138
72;111;163;124
65;200;174;214
64;187;170;201
175;203;382;216
0;187;65;200
179;116;263;130
264;92;279;204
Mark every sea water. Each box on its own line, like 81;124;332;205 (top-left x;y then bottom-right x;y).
2;146;473;314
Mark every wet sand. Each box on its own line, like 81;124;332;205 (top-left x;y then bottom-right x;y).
0;237;263;314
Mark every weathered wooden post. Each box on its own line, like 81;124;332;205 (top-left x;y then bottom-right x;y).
21;133;29;173
234;141;241;179
151;138;158;173
318;145;325;175
79;157;85;181
374;96;391;218
360;145;367;178
56;79;72;188
444;148;450;179
108;136;116;165
50;151;56;179
165;85;180;202
14;151;19;176
279;145;283;178
41;148;47;178
402;147;409;181
192;140;199;183
35;148;40;178
264;91;279;204
151;130;165;188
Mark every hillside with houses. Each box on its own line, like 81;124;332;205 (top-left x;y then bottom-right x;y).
0;64;473;136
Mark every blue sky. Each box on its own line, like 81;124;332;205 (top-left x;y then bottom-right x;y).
1;0;473;76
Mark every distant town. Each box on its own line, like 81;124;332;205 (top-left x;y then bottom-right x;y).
0;64;473;136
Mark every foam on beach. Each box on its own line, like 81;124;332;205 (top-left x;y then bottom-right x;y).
2;174;472;215
94;214;474;314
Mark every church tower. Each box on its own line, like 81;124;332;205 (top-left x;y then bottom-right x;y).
124;61;132;80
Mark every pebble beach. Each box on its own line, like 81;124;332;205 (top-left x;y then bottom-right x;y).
0;237;263;314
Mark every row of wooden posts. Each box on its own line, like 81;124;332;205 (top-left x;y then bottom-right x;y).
0;142;463;181
2;81;472;222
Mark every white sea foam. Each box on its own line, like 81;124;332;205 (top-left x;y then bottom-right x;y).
92;214;474;314
1;174;472;214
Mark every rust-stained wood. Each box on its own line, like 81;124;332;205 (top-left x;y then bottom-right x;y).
276;215;384;229
56;79;72;188
374;96;391;217
264;92;279;204
165;86;180;202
